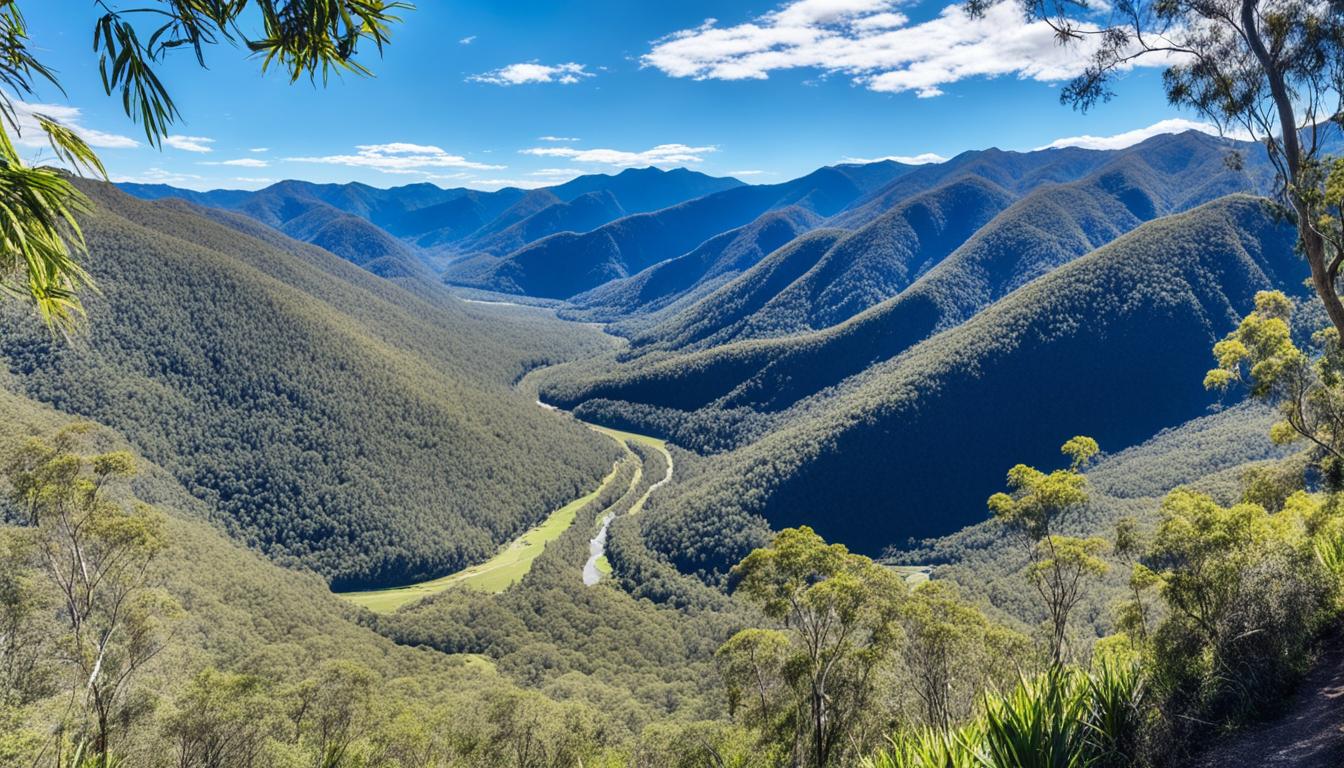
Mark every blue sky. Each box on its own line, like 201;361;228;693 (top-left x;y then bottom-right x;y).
19;0;1221;191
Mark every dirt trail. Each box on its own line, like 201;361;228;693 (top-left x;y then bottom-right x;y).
1187;637;1344;767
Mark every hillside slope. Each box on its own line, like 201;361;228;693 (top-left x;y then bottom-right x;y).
548;197;1303;576
443;163;917;299
560;136;1277;419
119;168;743;270
564;207;823;325
0;182;620;590
634;176;1016;352
460;189;628;256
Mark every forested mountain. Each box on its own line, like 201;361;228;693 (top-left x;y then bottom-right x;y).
557;132;1275;421
458;189;627;256
563;206;823;324
0;181;621;590
119;167;742;271
538;196;1303;576
629;176;1017;352
441;162;918;298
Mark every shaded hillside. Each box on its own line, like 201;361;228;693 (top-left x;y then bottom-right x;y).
830;145;1110;229
828;131;1263;230
546;166;744;213
444;162;916;299
461;190;627;256
276;203;427;279
882;402;1287;636
0;182;620;590
390;188;527;247
564;207;822;324
560;197;1303;576
560;136;1278;418
634;176;1016;352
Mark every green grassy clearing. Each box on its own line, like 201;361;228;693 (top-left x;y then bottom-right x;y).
339;421;672;612
889;565;933;586
341;458;627;613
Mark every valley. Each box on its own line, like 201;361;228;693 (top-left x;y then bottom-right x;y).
339;375;676;611
0;0;1341;765
3;20;1342;759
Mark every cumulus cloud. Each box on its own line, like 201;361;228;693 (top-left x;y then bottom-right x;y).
470;62;594;86
11;102;138;150
842;152;947;164
1036;118;1254;151
459;35;477;45
164;135;215;153
249;147;270;153
643;0;1164;98
520;143;716;167
287;143;504;173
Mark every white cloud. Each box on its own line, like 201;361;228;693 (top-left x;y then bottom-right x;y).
1035;118;1254;151
470;62;595;86
538;135;581;142
111;167;206;187
164;135;215;153
464;178;554;190
520;143;717;167
249;147;270;153
460;35;477;45
529;168;583;178
287;143;504;173
201;158;270;168
643;0;1164;98
11;102;139;150
728;169;768;176
842;152;947;164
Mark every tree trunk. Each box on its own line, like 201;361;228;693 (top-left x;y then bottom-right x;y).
1303;225;1344;338
1241;0;1344;338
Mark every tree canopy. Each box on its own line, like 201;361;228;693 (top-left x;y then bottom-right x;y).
0;0;411;330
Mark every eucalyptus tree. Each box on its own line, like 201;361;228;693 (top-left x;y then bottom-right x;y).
979;0;1344;335
988;437;1110;666
720;526;906;768
0;1;410;330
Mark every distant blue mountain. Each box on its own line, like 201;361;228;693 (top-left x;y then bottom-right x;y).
442;161;918;299
118;166;743;274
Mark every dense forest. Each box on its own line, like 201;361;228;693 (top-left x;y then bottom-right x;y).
3;0;1342;764
2;114;1336;768
534;196;1303;580
0;183;622;590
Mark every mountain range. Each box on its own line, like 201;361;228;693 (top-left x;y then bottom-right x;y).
115;128;1319;584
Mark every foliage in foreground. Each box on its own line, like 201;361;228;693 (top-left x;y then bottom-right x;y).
0;0;412;329
862;662;1146;768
